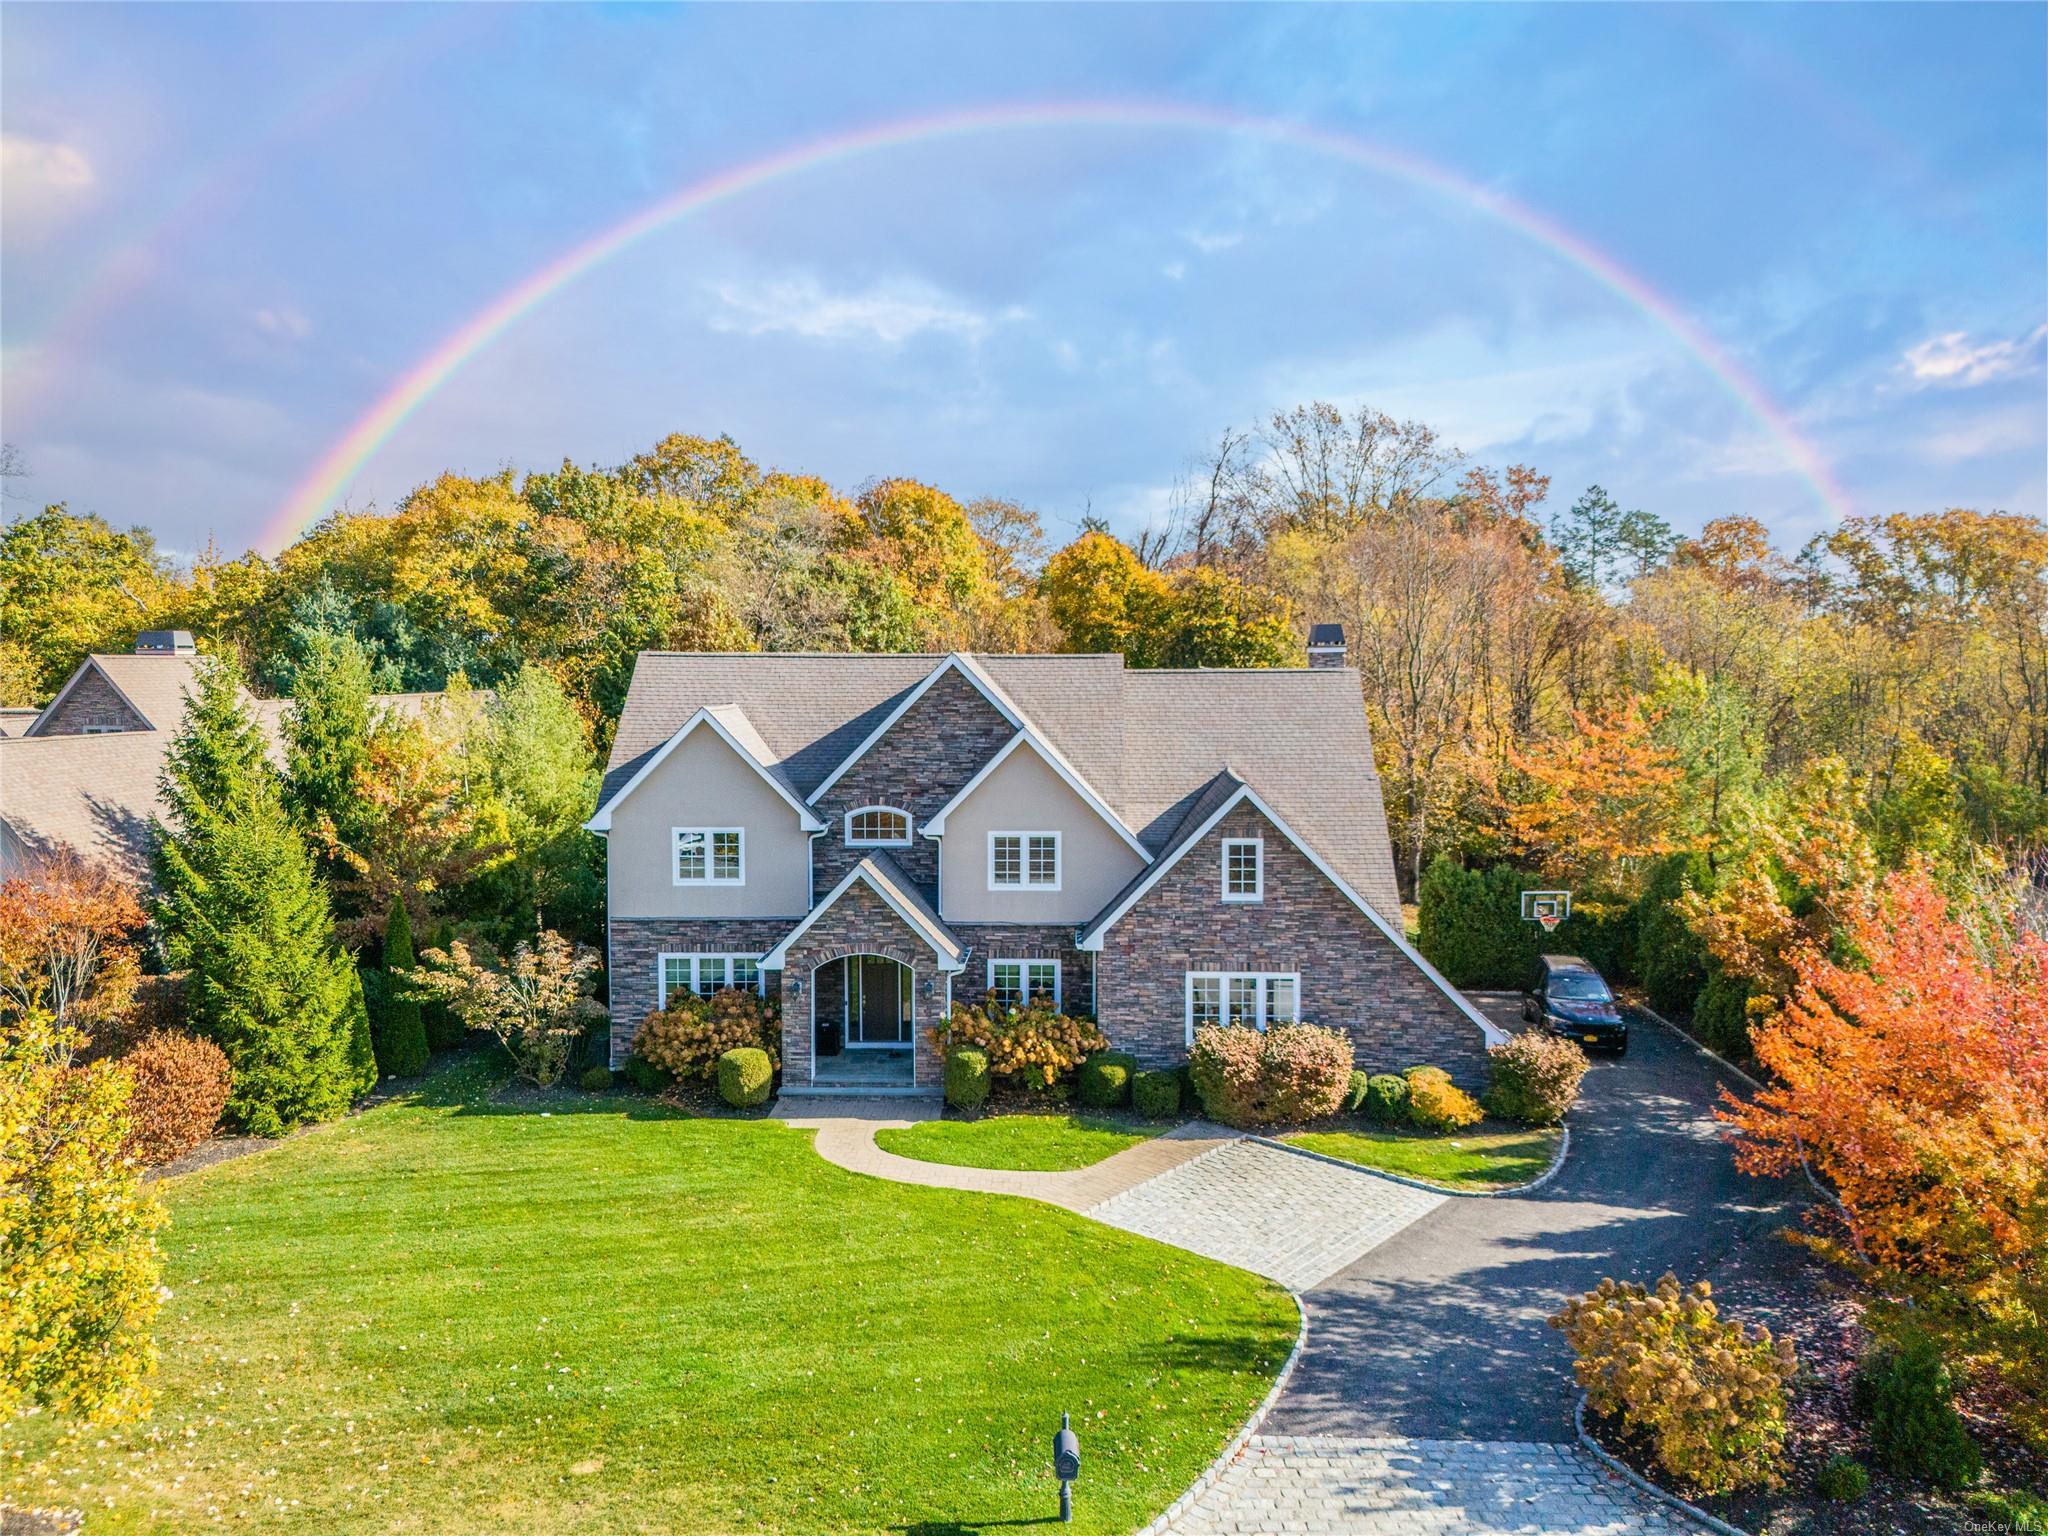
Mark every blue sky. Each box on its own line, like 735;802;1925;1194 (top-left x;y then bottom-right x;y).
2;2;2042;559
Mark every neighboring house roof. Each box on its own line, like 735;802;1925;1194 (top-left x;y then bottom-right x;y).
595;651;1404;921
0;709;40;738
583;705;827;835
759;852;964;971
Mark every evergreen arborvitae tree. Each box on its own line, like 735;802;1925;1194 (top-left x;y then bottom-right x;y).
280;633;374;905
378;899;429;1075
151;659;376;1136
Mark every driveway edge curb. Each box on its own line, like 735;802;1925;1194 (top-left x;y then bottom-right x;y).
1135;1295;1309;1536
1243;1124;1570;1199
1573;1393;1755;1536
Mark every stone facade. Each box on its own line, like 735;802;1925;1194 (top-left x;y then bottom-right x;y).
949;923;1094;1016
810;666;1015;898
1094;803;1491;1088
775;878;953;1087
38;667;148;736
605;917;797;1066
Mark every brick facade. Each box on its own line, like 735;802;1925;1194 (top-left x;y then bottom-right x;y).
605;917;797;1066
1094;803;1492;1088
810;666;1015;899
948;923;1094;1016
775;878;953;1087
39;667;148;736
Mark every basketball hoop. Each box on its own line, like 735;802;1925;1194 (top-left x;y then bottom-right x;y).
1521;889;1572;935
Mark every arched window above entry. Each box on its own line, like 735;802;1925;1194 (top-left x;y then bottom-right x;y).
845;806;913;847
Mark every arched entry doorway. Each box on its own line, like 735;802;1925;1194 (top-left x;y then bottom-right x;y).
811;953;914;1087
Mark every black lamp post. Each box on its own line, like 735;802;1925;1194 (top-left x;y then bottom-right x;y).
1053;1411;1080;1523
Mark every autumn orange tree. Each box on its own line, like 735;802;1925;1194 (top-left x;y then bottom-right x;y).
1504;699;1693;900
0;849;146;1045
1723;868;2048;1447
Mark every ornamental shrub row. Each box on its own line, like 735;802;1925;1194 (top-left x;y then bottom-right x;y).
633;988;781;1081
1186;1023;1352;1128
936;1002;1108;1092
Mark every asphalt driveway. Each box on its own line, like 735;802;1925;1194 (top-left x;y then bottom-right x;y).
1267;1003;1807;1443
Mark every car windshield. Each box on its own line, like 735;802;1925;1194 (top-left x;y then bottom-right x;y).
1549;973;1612;1001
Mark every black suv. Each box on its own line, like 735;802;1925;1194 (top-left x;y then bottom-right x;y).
1524;955;1628;1054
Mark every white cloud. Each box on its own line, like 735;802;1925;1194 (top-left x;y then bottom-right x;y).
1183;228;1243;254
1;132;96;234
1901;325;2047;388
253;306;312;342
1917;403;2046;464
1162;260;1187;282
706;273;1025;347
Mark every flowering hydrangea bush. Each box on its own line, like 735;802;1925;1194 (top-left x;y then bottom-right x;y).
936;1002;1106;1091
635;988;781;1081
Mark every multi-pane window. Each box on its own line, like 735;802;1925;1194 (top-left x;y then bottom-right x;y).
990;832;1060;889
673;827;743;884
1222;839;1264;902
1184;971;1301;1040
659;953;764;1006
846;806;912;847
988;959;1060;1011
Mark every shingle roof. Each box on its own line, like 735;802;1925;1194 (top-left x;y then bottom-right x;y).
600;651;1403;923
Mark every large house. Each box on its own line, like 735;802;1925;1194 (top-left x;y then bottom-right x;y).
587;631;1505;1092
0;631;436;881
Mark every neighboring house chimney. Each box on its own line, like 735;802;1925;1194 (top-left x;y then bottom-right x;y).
134;630;196;657
1307;623;1347;669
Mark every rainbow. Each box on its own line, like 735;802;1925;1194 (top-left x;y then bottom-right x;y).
265;100;1854;553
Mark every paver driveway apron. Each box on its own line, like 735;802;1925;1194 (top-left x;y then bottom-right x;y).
1084;1139;1446;1293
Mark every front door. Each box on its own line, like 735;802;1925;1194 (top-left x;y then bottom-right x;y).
848;956;911;1046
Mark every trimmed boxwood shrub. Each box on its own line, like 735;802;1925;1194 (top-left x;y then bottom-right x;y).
1361;1073;1410;1124
1343;1070;1371;1113
1855;1333;1982;1489
1483;1031;1588;1125
717;1046;774;1108
120;1029;232;1166
1188;1023;1352;1128
1816;1455;1869;1502
578;1065;613;1092
622;1055;671;1093
1403;1065;1484;1132
944;1046;991;1111
1076;1050;1137;1109
1132;1068;1180;1119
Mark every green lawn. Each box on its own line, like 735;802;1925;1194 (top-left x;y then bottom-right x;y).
1282;1122;1563;1190
5;1056;1293;1535
875;1112;1161;1171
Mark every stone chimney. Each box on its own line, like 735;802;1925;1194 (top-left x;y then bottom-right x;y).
1307;623;1347;669
134;630;196;657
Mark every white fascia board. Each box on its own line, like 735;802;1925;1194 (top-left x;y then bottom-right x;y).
921;730;1151;862
583;707;827;835
1076;783;1507;1047
760;861;965;972
805;654;1022;806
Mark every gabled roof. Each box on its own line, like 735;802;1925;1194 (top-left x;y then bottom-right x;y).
583;705;826;835
1075;775;1507;1047
759;853;964;971
26;653;198;736
920;729;1151;861
805;654;1024;804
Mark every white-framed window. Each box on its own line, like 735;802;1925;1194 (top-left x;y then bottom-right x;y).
1221;838;1264;902
658;952;765;1007
989;831;1060;890
673;827;744;885
1185;971;1300;1040
845;806;912;847
987;958;1060;1012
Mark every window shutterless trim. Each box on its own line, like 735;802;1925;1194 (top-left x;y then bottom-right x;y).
656;952;766;1008
986;956;1060;1012
672;826;745;885
987;830;1061;891
1221;837;1264;902
844;805;913;847
1184;970;1301;1043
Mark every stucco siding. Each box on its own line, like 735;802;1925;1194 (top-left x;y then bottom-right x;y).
937;743;1146;923
606;726;813;918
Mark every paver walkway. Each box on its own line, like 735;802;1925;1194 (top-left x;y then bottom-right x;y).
1087;1140;1445;1292
1168;1436;1698;1536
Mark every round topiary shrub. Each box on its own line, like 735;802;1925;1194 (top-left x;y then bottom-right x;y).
1362;1073;1410;1124
1855;1333;1982;1490
1816;1455;1869;1502
945;1046;991;1111
1343;1070;1371;1113
1482;1032;1589;1125
120;1028;233;1166
1404;1065;1484;1132
1076;1049;1137;1109
717;1046;774;1109
578;1065;613;1092
1132;1068;1181;1119
622;1055;672;1093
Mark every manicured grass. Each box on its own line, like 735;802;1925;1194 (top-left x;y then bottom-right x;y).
5;1055;1293;1535
875;1112;1161;1171
1283;1121;1563;1190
